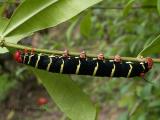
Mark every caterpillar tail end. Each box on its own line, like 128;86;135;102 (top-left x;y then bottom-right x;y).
13;50;22;63
139;57;153;78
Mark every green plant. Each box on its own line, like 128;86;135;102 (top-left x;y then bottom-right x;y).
0;0;102;120
0;74;17;102
0;0;160;120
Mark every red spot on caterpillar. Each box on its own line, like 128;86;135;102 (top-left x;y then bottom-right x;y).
13;50;22;63
146;57;153;69
37;97;48;106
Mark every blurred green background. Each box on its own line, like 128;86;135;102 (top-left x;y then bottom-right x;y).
0;0;160;120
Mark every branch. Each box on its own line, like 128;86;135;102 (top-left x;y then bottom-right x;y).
1;41;160;63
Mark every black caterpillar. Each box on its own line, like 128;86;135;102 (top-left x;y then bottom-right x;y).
13;50;153;78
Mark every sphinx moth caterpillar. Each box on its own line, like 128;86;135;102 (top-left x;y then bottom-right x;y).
13;49;153;78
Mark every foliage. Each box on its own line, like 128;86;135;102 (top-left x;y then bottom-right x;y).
123;0;135;16
0;74;17;101
0;0;160;120
0;0;102;120
138;34;160;56
158;0;160;15
33;69;96;120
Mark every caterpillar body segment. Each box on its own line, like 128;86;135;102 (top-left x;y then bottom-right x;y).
13;50;153;78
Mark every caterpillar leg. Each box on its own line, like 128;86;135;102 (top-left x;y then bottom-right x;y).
80;50;86;59
24;48;28;54
97;53;104;60
63;49;69;57
114;55;121;62
31;48;35;54
140;72;145;78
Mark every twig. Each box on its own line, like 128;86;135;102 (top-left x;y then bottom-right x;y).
1;41;160;63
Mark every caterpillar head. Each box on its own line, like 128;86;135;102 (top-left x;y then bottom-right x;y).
13;50;22;63
146;57;153;69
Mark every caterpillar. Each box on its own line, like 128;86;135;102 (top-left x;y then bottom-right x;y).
13;49;153;78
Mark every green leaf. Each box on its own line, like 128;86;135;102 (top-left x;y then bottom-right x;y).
138;34;160;56
0;17;32;43
0;17;9;36
66;18;79;44
149;100;160;108
118;111;128;120
157;0;160;15
0;74;17;101
0;17;9;53
33;69;96;120
0;17;23;53
2;0;58;36
123;0;135;16
80;11;92;38
2;0;102;40
0;3;6;17
139;84;152;100
5;32;33;43
0;47;8;53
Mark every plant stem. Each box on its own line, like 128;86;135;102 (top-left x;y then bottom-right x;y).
1;41;160;63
